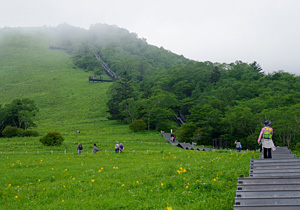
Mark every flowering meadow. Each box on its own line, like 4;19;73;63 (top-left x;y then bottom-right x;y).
0;133;260;210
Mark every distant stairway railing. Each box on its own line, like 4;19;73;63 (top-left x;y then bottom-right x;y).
174;113;186;126
88;41;120;81
89;76;113;82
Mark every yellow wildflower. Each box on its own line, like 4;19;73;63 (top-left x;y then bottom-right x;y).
91;179;95;183
15;196;18;199
161;183;164;187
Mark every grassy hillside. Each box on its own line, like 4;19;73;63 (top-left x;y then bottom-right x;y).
0;28;262;210
0;29;110;132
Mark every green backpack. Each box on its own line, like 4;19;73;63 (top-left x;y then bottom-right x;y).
262;127;272;139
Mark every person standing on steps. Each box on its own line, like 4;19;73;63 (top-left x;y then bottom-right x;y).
170;133;174;142
258;120;276;158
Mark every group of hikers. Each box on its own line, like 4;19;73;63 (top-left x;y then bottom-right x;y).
76;120;275;158
234;120;276;158
76;141;124;154
114;141;124;153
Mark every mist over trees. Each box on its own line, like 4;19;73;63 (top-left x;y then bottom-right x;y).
1;24;300;148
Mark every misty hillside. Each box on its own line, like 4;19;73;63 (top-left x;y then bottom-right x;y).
0;24;193;133
0;26;112;133
1;24;300;149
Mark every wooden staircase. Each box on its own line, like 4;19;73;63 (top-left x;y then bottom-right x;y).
234;147;300;210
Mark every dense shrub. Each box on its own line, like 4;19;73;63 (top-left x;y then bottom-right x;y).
176;122;197;143
39;131;65;146
16;128;39;137
157;120;172;132
2;126;18;138
1;126;39;138
295;142;300;150
22;130;39;137
129;119;147;132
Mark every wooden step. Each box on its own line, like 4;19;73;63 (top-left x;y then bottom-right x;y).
235;197;300;205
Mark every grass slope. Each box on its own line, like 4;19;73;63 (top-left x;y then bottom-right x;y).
0;30;109;133
0;29;261;210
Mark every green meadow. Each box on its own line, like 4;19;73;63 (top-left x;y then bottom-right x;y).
0;30;262;209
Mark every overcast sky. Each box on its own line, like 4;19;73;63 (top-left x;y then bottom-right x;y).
1;0;300;75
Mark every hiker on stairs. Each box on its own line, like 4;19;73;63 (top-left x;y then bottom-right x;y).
258;120;276;158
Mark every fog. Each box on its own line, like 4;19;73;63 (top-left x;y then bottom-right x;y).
1;0;300;75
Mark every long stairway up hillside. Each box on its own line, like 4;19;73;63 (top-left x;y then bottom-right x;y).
87;41;119;80
234;147;300;210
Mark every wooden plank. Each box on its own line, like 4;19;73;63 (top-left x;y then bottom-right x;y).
238;177;300;185
234;204;300;210
250;169;300;173
235;197;300;205
237;184;300;191
236;190;300;198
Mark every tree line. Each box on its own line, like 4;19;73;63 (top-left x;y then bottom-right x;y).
106;62;300;149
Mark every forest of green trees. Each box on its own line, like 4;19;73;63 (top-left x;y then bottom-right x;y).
46;24;300;149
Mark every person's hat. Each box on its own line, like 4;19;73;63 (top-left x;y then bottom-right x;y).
264;120;271;126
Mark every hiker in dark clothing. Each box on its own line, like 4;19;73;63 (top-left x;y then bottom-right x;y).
78;143;83;154
94;144;98;154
